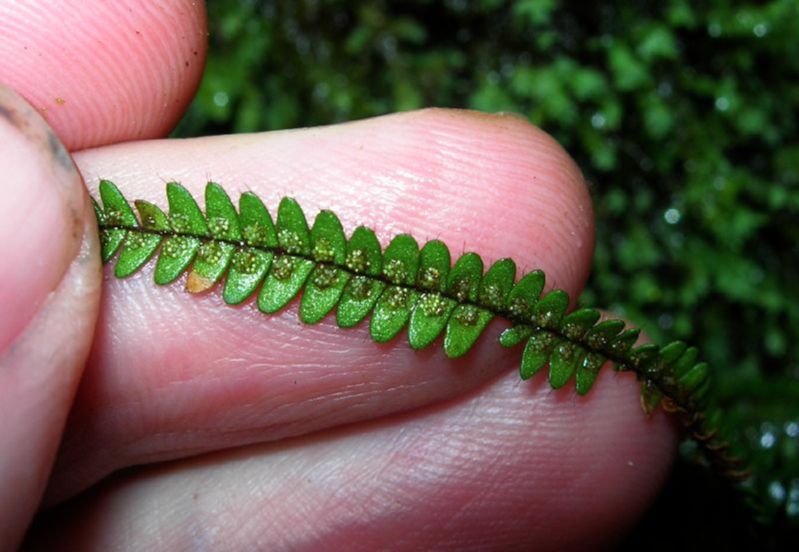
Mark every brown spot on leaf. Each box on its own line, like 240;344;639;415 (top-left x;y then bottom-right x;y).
186;271;214;294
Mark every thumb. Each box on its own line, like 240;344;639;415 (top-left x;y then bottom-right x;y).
0;86;101;547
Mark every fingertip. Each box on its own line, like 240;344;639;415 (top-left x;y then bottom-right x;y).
392;108;595;294
0;0;208;150
0;86;84;351
0;86;102;548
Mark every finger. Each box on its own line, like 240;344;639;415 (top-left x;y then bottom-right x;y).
0;87;101;548
0;0;207;151
47;109;595;503
30;365;676;550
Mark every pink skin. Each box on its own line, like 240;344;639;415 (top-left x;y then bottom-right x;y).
0;1;677;549
36;369;673;551
0;0;207;150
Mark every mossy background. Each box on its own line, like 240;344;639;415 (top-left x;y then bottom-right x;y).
173;0;799;547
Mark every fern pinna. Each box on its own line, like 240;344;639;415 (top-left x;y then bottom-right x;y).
93;179;748;488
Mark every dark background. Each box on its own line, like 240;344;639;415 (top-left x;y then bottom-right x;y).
173;1;799;547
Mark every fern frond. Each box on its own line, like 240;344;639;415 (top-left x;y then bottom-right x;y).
93;179;748;484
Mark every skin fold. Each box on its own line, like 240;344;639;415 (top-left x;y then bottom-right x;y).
0;1;676;550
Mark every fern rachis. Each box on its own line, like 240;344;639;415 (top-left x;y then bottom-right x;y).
93;179;748;490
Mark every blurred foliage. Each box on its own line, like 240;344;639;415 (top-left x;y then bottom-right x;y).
174;0;799;546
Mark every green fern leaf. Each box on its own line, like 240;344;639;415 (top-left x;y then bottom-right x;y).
300;210;350;324
258;255;314;314
258;198;315;314
91;196;104;225
154;235;199;285
498;270;546;347
89;180;748;493
153;183;208;285
498;324;534;348
114;218;160;278
445;306;493;359
534;289;569;328
575;350;605;395
336;226;385;328
408;240;455;349
186;183;241;293
549;341;582;389
507;269;546;316
479;259;516;308
659;341;687;366
223;191;277;305
370;234;420;343
639;379;664;415
135;199;170;231
97;182;162;277
520;331;558;380
561;308;601;340
630;343;661;375
417;240;451;293
608;328;641;361
585;319;626;348
167;182;209;234
204;183;242;240
679;361;710;393
442;252;485;357
672;346;699;377
98;179;136;262
276;197;312;253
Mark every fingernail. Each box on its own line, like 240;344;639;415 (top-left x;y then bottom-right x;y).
0;86;84;353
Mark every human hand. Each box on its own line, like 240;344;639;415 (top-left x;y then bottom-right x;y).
0;1;676;550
